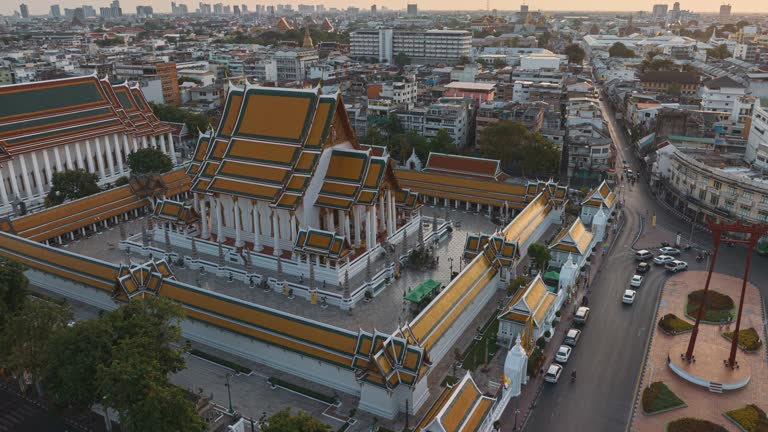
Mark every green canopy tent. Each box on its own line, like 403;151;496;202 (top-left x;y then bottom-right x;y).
404;279;442;303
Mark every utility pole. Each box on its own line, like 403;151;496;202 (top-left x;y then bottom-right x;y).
225;373;234;414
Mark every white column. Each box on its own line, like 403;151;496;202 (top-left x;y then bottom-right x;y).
234;199;243;247
290;212;298;242
343;211;351;244
30;152;45;198
353;206;362;248
252;201;262;251
271;210;280;256
142;136;149;149
19;154;34;199
151;136;158;149
0;168;8;204
84;140;96;173
74;143;84;170
53;147;63;173
104;137;115;177
42;150;53;185
200;198;209;239
326;210;335;233
94;138;106;179
378;195;385;231
123;134;131;159
167;132;177;165
133;137;140;152
159;134;168;154
7;162;21;199
215;198;223;242
372;204;378;243
113;134;124;174
365;207;372;251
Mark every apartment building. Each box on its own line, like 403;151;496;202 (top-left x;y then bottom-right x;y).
396;101;469;147
350;29;471;64
746;105;768;171
114;61;181;106
273;49;319;82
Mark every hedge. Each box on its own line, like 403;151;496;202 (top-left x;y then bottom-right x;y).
687;290;734;310
268;377;337;405
658;314;694;335
190;349;252;375
686;303;735;323
667;418;728;432
722;328;764;352
641;382;686;415
725;405;768;432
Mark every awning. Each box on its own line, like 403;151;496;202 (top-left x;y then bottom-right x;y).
404;279;441;303
543;271;560;282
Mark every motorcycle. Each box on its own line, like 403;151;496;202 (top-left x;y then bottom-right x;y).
696;254;703;262
571;370;577;383
684;244;692;251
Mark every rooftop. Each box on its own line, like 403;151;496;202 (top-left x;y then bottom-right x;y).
444;82;496;91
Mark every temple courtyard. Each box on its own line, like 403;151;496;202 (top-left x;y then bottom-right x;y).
632;271;768;432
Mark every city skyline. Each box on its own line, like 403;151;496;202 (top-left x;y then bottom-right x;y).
4;0;765;17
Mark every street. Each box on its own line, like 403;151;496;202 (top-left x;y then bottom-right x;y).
522;92;768;432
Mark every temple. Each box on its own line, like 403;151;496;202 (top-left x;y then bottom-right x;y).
0;74;177;214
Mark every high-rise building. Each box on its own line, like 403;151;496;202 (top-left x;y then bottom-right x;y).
351;29;472;64
719;4;731;17
136;5;153;17
520;4;529;14
241;4;248;13
406;3;417;15
114;61;181;106
50;5;61;17
233;5;240;15
371;4;377;14
82;5;96;17
213;2;223;14
110;0;123;17
652;4;668;18
19;4;29;18
198;3;212;14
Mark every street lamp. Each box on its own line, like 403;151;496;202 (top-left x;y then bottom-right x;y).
513;408;521;430
225;373;234;414
448;257;454;279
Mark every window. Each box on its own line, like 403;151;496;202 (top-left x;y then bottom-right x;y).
728;186;736;195
759;210;768;222
762;196;768;205
725;199;735;210
739;206;750;218
714;181;722;190
699;190;707;200
743;191;753;200
710;193;719;206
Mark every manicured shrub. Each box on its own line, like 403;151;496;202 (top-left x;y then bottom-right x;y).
725;404;768;432
667;417;728;432
687;289;734;310
658;314;694;335
722;328;763;352
641;382;686;414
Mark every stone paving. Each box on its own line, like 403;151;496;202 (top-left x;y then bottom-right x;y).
631;271;768;432
62;205;499;333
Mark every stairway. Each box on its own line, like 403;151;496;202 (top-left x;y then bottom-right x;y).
708;382;723;393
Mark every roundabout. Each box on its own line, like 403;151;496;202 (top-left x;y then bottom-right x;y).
668;340;751;391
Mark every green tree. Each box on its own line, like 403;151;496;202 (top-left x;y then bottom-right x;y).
642;58;676;72
0;299;71;391
667;82;682;97
394;52;411;66
149;102;213;134
477;120;561;177
493;58;507;68
385;113;403;136
262;409;331;432
118;383;205;432
707;43;730;60
127;147;173;175
0;257;29;329
564;43;585;64
527;243;552;271
429;129;455;154
45;169;100;207
362;127;384;146
609;42;636;58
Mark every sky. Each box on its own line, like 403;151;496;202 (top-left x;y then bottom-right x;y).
4;0;765;17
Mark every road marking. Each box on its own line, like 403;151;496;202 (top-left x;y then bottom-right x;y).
637;328;645;337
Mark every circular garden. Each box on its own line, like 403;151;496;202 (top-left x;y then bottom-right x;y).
684;289;735;323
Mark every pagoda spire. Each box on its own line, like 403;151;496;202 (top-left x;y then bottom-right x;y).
303;25;314;49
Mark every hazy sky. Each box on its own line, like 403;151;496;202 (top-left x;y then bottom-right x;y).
5;0;765;17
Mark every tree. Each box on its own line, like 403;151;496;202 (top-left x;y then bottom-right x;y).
429;129;455;154
149;102;213;134
564;43;585;64
707;43;730;60
394;52;411;66
127;147;173;175
0;257;29;329
45;169;100;207
262;409;331;432
667;82;682;97
385;113;403;136
493;57;507;68
527;243;551;272
642;58;675;72
118;383;205;432
477;120;561;177
0;299;71;392
362;127;384;146
609;42;636;58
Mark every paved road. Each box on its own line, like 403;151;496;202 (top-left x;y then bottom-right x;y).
0;384;76;432
523;91;768;432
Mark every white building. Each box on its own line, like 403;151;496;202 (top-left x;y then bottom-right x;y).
746;104;768;171
350;29;471;64
273;49;319;82
700;76;750;123
519;53;563;70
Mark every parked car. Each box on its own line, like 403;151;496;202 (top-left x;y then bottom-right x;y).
665;260;688;273
659;247;681;256
564;328;582;347
544;363;563;383
630;275;643;287
555;345;572;363
574;306;590;324
622;289;636;304
636;262;650;273
654;255;674;265
635;250;654;261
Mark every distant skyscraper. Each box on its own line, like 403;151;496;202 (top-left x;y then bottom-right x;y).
520;4;529;15
50;4;61;17
652;4;668;18
234;5;240;15
719;4;731;17
213;2;223;14
111;0;122;17
136;5;153;17
673;1;680;11
82;5;96;17
406;3;417;15
371;4;377;14
19;3;29;18
241;4;248;13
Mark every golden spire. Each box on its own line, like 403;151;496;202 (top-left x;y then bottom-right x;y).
303;25;314;49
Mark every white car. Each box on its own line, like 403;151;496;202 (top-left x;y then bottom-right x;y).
654;255;674;265
665;260;688;273
555;345;572;363
623;289;636;304
630;275;643;287
574;306;590;324
659;247;681;256
544;363;563;383
564;328;581;347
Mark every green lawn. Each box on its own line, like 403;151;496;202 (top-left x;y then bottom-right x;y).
658;313;694;335
685;303;735;324
459;317;499;371
641;381;686;415
724;404;768;432
667;418;728;432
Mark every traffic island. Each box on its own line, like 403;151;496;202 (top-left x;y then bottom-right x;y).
724;404;768;432
641;381;686;415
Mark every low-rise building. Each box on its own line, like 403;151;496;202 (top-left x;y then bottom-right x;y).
639;71;700;98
